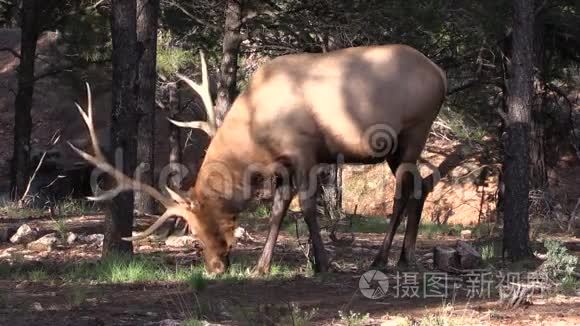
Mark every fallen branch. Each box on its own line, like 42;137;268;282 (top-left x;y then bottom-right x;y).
499;281;553;308
19;130;62;207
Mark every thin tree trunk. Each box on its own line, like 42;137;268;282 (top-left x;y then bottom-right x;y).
336;164;342;208
168;81;181;189
214;0;243;124
5;0;21;27
103;0;139;257
529;6;547;190
10;0;38;200
502;0;534;261
134;0;159;215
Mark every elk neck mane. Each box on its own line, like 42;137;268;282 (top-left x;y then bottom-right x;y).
192;95;275;214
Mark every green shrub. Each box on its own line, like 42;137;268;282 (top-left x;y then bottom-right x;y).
541;240;578;279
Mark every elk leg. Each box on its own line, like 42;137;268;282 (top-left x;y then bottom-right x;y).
398;181;427;268
371;162;414;268
290;157;329;273
254;181;294;275
299;189;329;273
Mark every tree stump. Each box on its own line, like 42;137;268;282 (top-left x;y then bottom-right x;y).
456;240;483;269
433;246;460;272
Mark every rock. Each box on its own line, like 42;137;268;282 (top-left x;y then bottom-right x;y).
158;319;181;326
27;233;59;252
460;229;472;240
32;302;43;311
234;227;255;241
10;224;39;244
0;226;18;243
456;240;482;269
165;235;196;247
66;232;77;244
433;246;460;272
80;234;104;247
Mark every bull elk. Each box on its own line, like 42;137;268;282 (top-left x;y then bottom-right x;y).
71;44;446;274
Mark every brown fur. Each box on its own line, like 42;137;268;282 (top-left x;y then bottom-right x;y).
188;45;447;273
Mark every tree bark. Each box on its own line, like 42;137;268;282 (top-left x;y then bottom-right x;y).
134;0;159;215
214;0;243;124
529;5;547;189
502;0;534;261
167;81;182;189
10;0;38;200
103;0;139;257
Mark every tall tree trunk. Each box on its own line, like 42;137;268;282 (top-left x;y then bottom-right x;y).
103;0;139;257
167;81;182;189
214;0;243;124
134;0;159;215
529;5;547;190
502;0;534;261
10;0;38;200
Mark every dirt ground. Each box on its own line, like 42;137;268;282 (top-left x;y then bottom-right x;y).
1;214;578;326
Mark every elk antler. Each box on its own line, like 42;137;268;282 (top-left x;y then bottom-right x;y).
169;51;218;137
69;83;200;241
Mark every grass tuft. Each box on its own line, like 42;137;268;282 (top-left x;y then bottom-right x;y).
1;253;297;285
0;199;44;218
285;303;318;326
28;268;49;281
182;319;205;326
419;222;462;238
349;216;388;233
54;197;96;216
65;253;201;283
338;310;370;326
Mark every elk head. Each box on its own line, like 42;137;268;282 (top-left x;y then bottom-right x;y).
70;52;235;274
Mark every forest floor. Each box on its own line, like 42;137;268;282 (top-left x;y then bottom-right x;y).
0;208;578;326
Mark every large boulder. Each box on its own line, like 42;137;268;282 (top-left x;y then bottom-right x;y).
10;224;39;244
433;246;460;272
433;241;483;271
456;240;483;269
